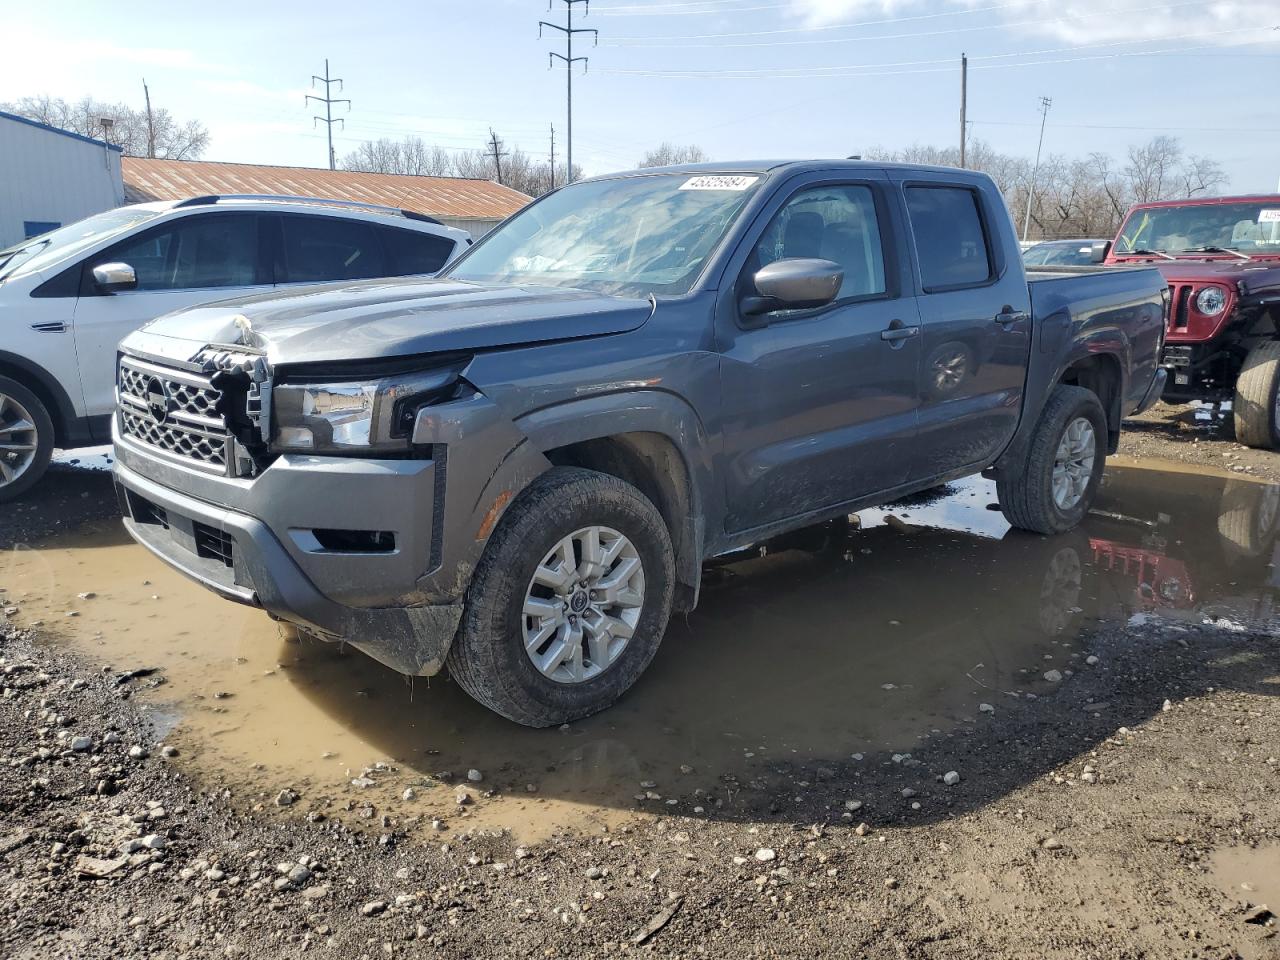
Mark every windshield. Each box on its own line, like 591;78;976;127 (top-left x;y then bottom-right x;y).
1114;201;1280;256
0;207;163;281
1023;241;1096;266
444;173;764;296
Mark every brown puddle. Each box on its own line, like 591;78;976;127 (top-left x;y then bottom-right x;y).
3;456;1279;841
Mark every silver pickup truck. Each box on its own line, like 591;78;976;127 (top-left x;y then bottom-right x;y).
113;161;1167;726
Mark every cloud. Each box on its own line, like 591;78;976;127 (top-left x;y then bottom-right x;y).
787;0;1280;45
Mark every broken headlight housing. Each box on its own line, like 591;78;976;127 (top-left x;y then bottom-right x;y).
271;363;466;454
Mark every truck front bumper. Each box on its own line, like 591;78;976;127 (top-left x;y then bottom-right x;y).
113;456;462;677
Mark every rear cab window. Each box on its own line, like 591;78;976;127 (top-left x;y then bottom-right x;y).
280;216;386;284
379;227;456;276
904;185;994;291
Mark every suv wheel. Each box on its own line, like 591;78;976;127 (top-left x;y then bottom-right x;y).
1232;340;1280;450
998;384;1107;535
0;376;54;503
448;467;675;727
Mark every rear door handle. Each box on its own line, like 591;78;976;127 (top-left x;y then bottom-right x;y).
995;309;1029;326
880;322;920;342
30;321;68;333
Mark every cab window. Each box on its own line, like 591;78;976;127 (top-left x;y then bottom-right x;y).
99;214;260;291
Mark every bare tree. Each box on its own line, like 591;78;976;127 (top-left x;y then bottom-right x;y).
2;94;209;159
339;134;578;198
637;142;708;168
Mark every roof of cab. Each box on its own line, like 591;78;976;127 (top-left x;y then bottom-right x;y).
585;159;993;181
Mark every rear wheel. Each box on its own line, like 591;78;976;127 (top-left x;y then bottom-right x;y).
448;467;675;727
0;376;54;504
1232;340;1280;449
998;384;1107;535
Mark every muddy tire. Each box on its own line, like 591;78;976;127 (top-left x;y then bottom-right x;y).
1232;340;1280;450
1217;479;1280;560
448;467;675;727
0;375;54;504
998;384;1107;535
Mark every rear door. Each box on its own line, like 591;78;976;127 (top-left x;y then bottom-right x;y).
74;212;270;417
899;177;1032;476
717;173;922;533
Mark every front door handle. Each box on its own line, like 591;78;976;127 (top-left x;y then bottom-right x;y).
30;321;68;333
880;320;920;343
995;309;1030;326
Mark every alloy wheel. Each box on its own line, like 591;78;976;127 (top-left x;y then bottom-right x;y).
1051;417;1096;511
0;393;39;489
521;525;645;684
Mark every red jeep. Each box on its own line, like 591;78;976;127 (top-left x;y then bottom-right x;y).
1104;195;1280;447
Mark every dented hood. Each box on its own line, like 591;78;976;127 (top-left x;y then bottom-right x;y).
134;277;655;366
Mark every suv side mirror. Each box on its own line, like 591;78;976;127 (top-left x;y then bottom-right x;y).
92;262;137;293
742;258;844;318
1088;240;1111;264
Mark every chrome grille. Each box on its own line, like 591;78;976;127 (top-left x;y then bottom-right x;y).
118;358;228;470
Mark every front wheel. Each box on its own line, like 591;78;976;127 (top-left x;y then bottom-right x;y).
1232;340;1280;450
0;376;54;504
448;467;675;727
998;384;1107;535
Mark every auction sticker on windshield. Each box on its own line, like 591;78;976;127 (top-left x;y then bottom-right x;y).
1258;209;1280;223
679;175;759;191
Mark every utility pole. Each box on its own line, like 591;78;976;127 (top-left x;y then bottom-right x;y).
486;128;509;185
142;79;156;159
306;59;350;170
958;54;967;169
1021;96;1052;242
540;0;597;185
549;123;557;191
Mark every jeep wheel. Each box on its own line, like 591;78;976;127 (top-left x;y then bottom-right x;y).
1232;340;1280;450
998;384;1107;535
0;376;54;504
448;467;675;727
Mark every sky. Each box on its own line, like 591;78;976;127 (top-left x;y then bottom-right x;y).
2;0;1278;191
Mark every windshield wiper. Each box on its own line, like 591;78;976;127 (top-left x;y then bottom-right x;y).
1189;246;1251;261
0;238;51;278
1123;248;1176;261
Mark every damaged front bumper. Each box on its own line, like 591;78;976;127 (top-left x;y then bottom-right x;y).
113;450;461;677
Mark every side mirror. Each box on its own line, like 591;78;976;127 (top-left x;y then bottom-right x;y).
742;258;844;318
1088;240;1111;264
92;262;137;293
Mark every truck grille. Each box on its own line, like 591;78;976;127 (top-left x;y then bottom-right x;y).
118;358;228;470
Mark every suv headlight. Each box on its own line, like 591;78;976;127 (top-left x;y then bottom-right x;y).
271;364;466;454
1195;286;1228;316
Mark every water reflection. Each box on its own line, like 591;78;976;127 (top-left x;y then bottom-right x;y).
3;461;1277;837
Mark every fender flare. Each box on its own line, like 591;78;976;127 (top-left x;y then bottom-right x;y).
0;349;80;442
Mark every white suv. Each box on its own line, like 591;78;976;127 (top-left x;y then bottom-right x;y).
0;195;470;500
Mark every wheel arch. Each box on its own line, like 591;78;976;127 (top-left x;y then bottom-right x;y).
1057;352;1124;452
0;350;78;446
516;391;714;612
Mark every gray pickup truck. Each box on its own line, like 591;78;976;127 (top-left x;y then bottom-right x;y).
113;161;1167;726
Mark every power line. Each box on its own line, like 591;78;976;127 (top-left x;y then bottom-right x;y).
592;1;790;16
592;28;1278;78
540;0;598;185
600;0;1030;41
306;58;350;170
592;0;1213;48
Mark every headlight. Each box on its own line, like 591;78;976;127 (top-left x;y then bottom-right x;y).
1195;286;1227;315
271;364;466;454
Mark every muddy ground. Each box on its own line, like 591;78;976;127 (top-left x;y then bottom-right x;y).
1;410;1278;959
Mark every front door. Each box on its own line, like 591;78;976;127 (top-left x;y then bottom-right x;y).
718;178;921;534
73;212;270;417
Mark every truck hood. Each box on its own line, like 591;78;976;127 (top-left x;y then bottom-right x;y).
1108;258;1280;288
133;277;655;366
